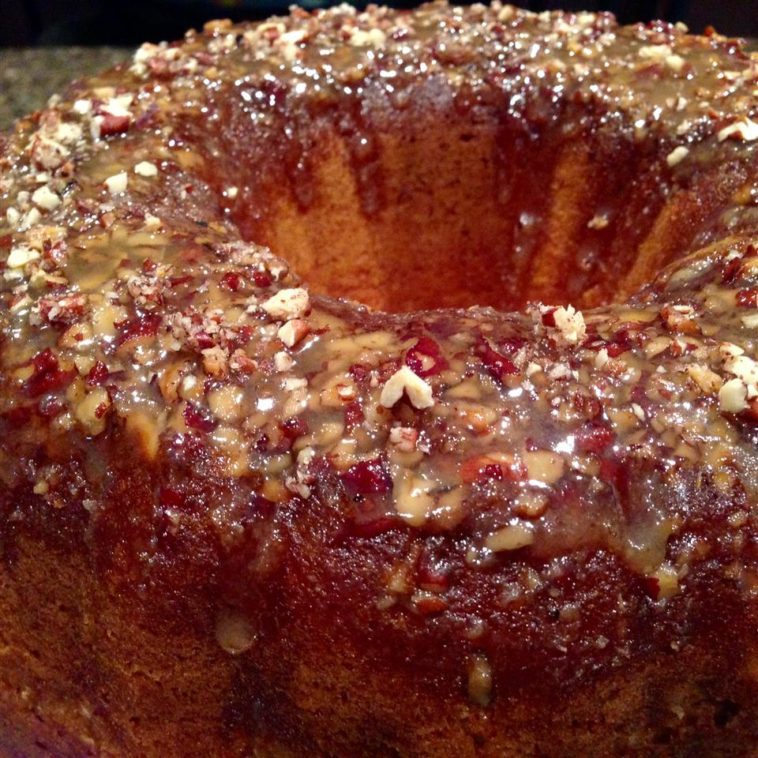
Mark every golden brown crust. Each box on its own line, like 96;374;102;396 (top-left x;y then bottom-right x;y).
1;534;755;756
0;2;757;754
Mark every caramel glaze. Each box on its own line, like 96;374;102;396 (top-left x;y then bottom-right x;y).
0;2;757;753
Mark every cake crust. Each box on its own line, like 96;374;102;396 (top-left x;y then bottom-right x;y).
0;2;756;754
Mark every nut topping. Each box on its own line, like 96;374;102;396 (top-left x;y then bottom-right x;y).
260;288;310;320
380;366;435;410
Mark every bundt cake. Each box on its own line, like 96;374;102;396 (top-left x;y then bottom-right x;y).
0;2;756;755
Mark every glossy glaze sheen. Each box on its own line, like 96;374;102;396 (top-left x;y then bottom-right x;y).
0;2;756;755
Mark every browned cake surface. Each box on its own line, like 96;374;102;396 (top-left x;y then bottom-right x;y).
0;2;757;755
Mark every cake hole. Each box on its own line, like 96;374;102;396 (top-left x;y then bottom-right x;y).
227;100;720;313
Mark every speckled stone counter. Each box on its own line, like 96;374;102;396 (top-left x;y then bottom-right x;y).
0;47;130;130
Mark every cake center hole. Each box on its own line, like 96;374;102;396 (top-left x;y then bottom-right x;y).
235;123;682;313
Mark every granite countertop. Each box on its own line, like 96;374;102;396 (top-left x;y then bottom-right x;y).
0;47;131;130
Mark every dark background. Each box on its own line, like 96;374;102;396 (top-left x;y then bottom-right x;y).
1;1;756;47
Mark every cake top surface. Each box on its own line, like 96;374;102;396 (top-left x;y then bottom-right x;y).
0;3;756;663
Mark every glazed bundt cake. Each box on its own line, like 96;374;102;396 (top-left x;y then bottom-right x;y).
0;2;757;755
